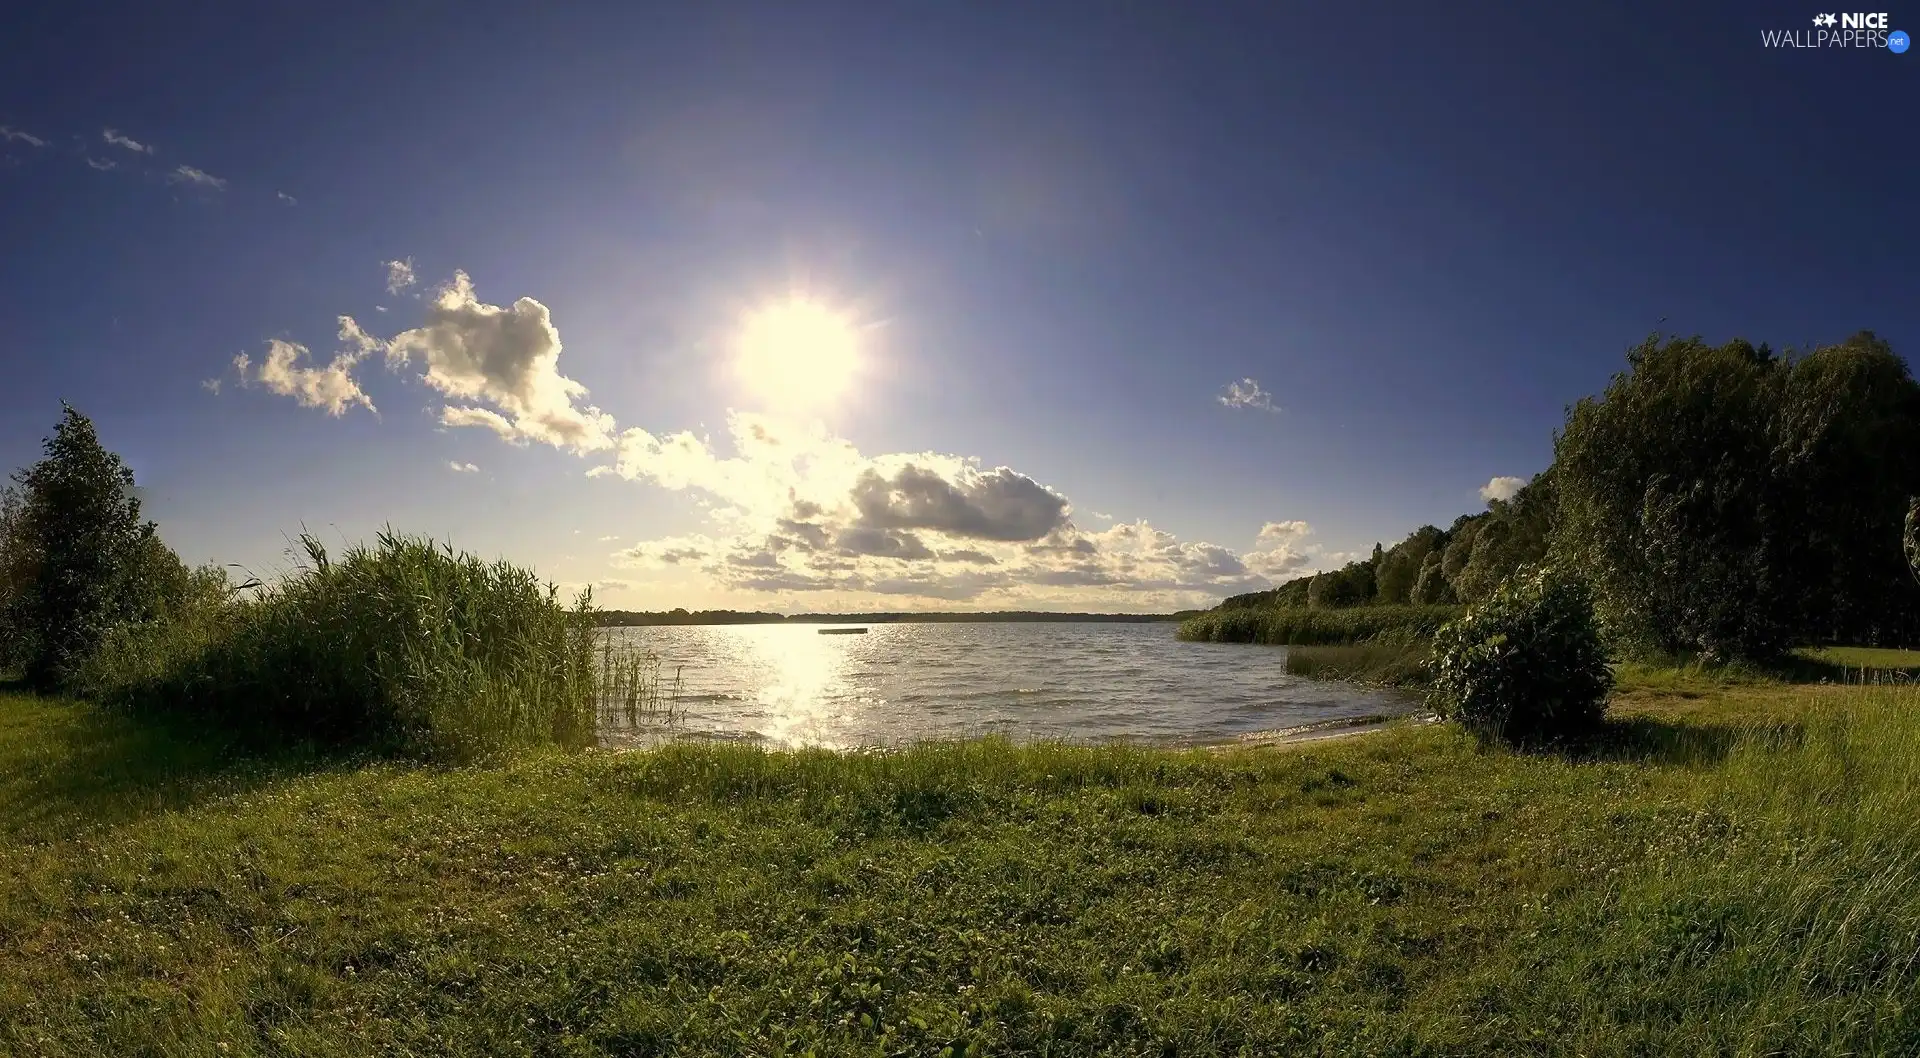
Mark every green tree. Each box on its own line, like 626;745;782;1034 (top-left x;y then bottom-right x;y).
12;405;165;689
1553;336;1793;660
1767;334;1920;645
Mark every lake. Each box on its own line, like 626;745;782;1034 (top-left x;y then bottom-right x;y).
599;622;1417;749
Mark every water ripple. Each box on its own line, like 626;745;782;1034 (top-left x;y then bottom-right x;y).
603;623;1416;748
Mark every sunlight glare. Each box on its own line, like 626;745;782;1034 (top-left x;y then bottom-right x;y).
734;296;861;408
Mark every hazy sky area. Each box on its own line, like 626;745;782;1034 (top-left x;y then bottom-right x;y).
1;2;1913;612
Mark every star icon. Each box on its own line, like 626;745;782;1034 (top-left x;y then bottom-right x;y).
1813;13;1838;26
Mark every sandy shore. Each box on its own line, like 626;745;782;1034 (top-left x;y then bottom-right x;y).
1218;712;1439;750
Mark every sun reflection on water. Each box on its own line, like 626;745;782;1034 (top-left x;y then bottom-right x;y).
731;625;870;747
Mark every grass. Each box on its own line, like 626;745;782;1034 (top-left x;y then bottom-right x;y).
1176;604;1463;646
4;667;1920;1054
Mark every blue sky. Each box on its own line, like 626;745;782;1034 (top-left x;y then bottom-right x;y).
1;2;1913;612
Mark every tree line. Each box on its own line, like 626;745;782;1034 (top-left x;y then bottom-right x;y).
1219;332;1920;661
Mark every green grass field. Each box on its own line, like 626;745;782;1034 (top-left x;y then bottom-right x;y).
4;669;1919;1056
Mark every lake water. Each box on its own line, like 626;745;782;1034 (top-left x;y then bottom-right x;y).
598;623;1417;749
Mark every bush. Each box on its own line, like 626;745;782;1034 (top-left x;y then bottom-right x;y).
84;531;658;761
1427;567;1613;744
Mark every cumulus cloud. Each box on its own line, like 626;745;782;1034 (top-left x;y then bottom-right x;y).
594;409;1355;607
0;126;46;147
384;258;415;294
277;191;297;205
1480;476;1526;503
1218;377;1277;412
168;165;225;190
201;378;221;395
102;128;153;154
449;461;479;473
242;339;376;416
851;465;1070;542
384;272;615;452
239;267;1366;609
1242;520;1317;579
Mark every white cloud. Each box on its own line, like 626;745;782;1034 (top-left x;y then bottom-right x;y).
0;126;46;147
383;271;615;453
201;378;222;395
102;128;153;154
239;268;1367;609
384;258;415;295
449;461;479;473
1218;377;1277;412
233;316;384;418
1480;476;1527;503
277;191;297;205
241;339;375;416
168;165;226;190
598;534;621;542
85;157;115;171
596;410;1352;607
374;305;389;312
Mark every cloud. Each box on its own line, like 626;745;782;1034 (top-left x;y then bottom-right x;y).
240;340;375;416
851;465;1070;542
384;258;415;295
201;378;221;395
597;579;633;591
168;165;226;190
598;410;1354;607
0;126;46;147
1480;476;1527;503
449;461;479;473
439;405;522;443
1242;520;1316;579
277;191;297;205
1218;377;1278;412
85;157;116;171
242;268;1366;609
374;305;388;312
383;271;615;452
102;128;153;154
597;534;621;542
233;316;384;417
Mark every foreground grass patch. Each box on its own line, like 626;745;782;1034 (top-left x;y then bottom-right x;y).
2;680;1917;1055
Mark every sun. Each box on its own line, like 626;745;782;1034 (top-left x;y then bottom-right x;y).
734;297;861;408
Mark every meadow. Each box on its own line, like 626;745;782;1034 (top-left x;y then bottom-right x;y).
5;662;1920;1056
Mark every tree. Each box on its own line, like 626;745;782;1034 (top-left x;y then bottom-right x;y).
1553;336;1793;660
1767;334;1920;645
0;484;33;671
1555;333;1920;659
12;405;164;689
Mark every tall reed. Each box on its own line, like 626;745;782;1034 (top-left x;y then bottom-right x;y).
1176;604;1463;645
82;531;667;761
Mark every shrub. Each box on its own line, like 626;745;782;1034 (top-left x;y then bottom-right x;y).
1427;566;1613;744
85;531;658;761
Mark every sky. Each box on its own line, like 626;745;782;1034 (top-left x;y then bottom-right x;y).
1;2;1914;613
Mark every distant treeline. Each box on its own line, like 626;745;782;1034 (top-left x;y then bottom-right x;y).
594;609;1204;627
1203;332;1920;661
